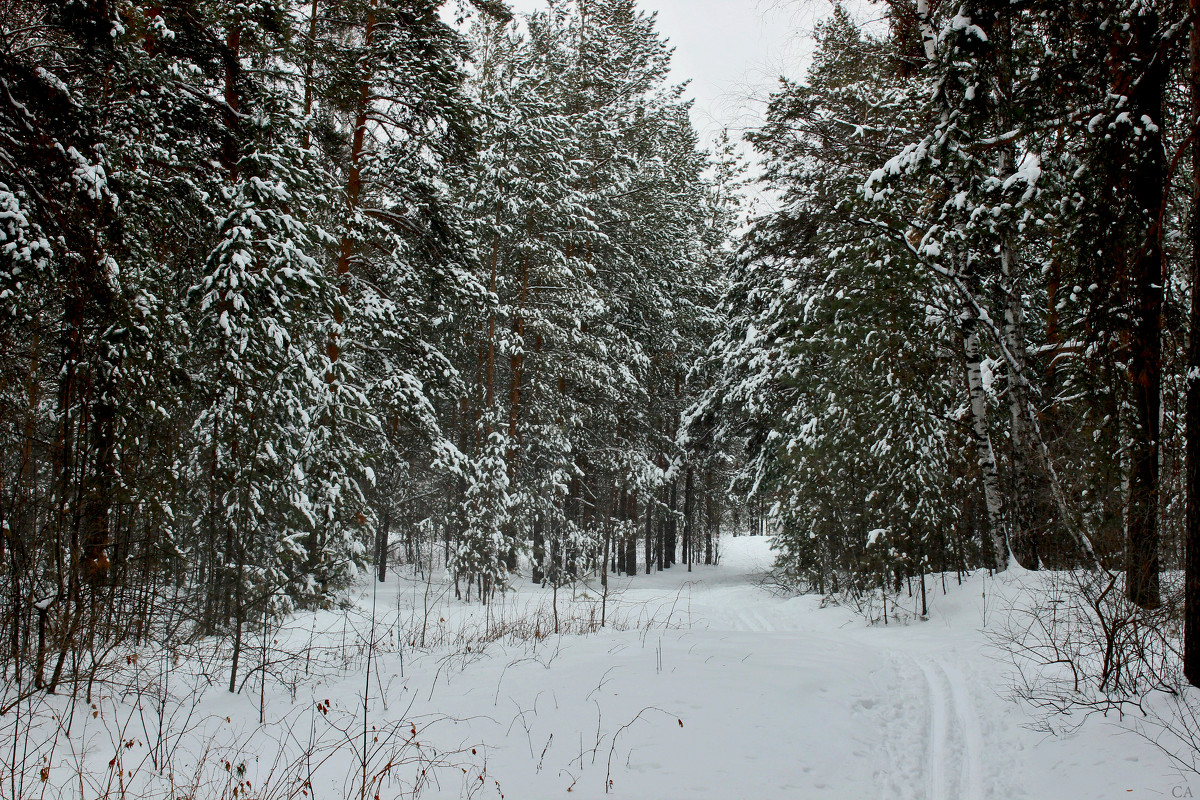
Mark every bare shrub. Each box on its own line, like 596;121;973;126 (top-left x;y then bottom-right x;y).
995;569;1182;727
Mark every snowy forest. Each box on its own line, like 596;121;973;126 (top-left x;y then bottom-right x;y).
6;0;1200;797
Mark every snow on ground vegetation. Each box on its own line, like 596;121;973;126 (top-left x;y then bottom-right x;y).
2;536;1190;799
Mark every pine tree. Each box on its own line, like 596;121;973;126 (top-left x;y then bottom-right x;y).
714;8;973;596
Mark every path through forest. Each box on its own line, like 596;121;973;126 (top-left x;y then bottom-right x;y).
325;536;1189;798
525;537;1126;800
51;537;1191;800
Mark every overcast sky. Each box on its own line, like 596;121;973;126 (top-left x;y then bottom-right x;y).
501;0;877;143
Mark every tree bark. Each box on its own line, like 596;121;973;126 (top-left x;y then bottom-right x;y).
301;0;320;149
329;1;376;377
913;0;938;62
962;313;1008;569
507;249;529;475
645;497;653;575
667;479;677;568
532;516;545;584
1185;0;1200;685
625;490;638;576
655;487;665;571
704;470;715;566
1123;10;1166;610
375;509;390;582
684;467;694;572
1000;212;1039;570
989;5;1040;570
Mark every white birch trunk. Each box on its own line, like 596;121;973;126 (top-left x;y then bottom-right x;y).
963;313;1009;569
1001;237;1037;567
998;145;1038;568
915;0;938;62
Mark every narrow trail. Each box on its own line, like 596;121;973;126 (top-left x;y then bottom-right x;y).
918;661;952;800
347;536;1181;798
653;542;1004;799
915;659;985;800
945;662;986;800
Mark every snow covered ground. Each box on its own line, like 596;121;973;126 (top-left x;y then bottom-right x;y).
19;536;1193;799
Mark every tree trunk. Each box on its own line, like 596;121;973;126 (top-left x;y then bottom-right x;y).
645;498;653;575
532;516;545;585
1000;216;1038;570
667;479;678;568
1185;0;1200;685
601;512;609;627
485;233;498;414
221;26;242;179
655;487;665;571
993;14;1041;568
228;545;246;694
80;387;116;586
329;1;376;377
962;313;1008;570
614;490;626;575
301;0;320;146
375;509;390;582
705;491;715;566
1123;10;1166;610
684;467;694;572
704;471;715;566
991;6;1040;569
626;490;638;577
913;0;937;62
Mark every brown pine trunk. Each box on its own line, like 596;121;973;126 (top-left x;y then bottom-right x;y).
1123;11;1166;610
329;1;376;376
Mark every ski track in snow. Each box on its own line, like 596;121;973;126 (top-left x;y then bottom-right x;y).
678;562;1015;800
915;659;984;800
718;589;1001;800
918;661;952;800
945;662;986;800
